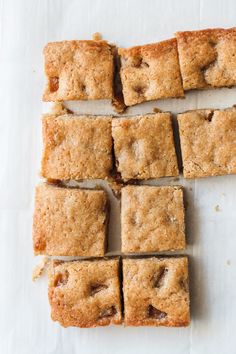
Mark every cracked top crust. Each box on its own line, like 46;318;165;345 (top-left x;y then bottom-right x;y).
121;185;186;253
118;39;184;106
48;259;122;327
41;114;113;180
176;28;236;90
177;108;236;178
43;40;114;101
112;113;179;180
123;257;190;327
33;184;108;256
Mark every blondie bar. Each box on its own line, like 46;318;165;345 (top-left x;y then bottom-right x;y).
33;184;109;256
43;40;114;101
176;28;236;90
48;259;122;327
123;257;190;326
41;114;112;180
112;113;179;180
119;39;184;106
121;186;186;253
177;108;236;178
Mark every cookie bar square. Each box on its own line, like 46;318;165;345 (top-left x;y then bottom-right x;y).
121;185;185;253
41;114;112;180
119;39;184;106
123;257;190;327
33;184;109;256
176;28;236;90
43;40;114;101
48;259;122;327
112;113;179;180
177;108;236;178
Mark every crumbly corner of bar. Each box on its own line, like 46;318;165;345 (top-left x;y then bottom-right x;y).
32;257;50;282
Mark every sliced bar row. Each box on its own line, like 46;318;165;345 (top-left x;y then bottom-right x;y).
41;109;236;180
33;183;186;256
43;28;236;106
48;257;190;328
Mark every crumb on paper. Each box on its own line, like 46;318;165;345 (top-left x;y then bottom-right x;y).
108;180;123;199
50;102;73;115
227;260;231;266
153;107;162;113
92;32;102;41
189;187;193;192
112;95;126;114
32;257;50;282
222;192;226;197
214;205;220;212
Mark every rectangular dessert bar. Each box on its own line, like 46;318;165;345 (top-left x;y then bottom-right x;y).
33;183;109;256
48;259;122;327
177;108;236;178
41;114;113;180
119;39;184;106
43;40;114;101
123;257;190;327
112;113;179;180
176;28;236;90
121;185;186;253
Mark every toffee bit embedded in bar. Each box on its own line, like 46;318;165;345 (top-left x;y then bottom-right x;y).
123;257;190;327
48;259;122;328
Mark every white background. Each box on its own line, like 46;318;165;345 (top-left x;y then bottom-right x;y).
1;0;236;353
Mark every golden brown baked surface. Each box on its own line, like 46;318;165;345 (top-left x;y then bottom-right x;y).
41;114;112;180
123;257;190;327
43;40;114;101
176;28;236;90
48;259;122;328
119;39;184;106
33;184;108;256
121;186;186;253
177;108;236;178
112;113;179;180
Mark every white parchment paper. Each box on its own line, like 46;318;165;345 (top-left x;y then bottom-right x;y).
1;0;236;353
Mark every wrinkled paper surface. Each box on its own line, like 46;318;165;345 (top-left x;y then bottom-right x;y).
1;0;236;353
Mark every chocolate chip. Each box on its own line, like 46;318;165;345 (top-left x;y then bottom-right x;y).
147;305;167;319
152;267;168;288
89;283;108;296
54;270;69;287
132;57;149;68
133;85;147;95
205;111;214;121
99;306;117;319
132;57;142;68
208;39;217;47
81;84;87;93
49;77;59;92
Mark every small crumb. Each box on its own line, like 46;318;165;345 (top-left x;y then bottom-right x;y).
189;187;193;192
153;107;162;113
108;180;122;199
222;192;226;197
112;95;126;114
50;102;73;115
92;32;102;41
214;205;220;212
32;257;50;281
227;260;231;266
